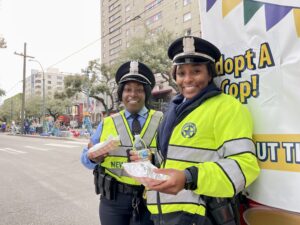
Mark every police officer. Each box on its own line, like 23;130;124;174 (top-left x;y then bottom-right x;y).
137;36;260;225
81;61;162;225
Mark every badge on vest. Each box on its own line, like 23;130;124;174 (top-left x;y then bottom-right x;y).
181;122;197;138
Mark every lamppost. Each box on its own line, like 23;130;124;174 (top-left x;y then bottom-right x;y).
29;59;47;133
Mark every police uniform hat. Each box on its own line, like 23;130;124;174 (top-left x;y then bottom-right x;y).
168;36;221;65
115;61;155;89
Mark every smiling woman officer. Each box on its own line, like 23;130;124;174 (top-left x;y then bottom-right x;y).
140;36;260;225
81;61;162;225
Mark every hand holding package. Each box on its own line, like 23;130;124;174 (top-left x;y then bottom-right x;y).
123;161;169;181
88;135;120;159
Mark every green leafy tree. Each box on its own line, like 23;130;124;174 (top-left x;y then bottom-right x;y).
0;94;22;123
118;29;178;92
24;96;43;119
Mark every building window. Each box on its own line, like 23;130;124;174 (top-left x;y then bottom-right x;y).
57;76;62;80
109;35;121;45
109;46;121;56
57;82;63;85
109;2;120;12
35;80;41;83
109;39;121;46
183;0;191;6
146;12;162;26
109;13;120;23
48;75;51;79
48;81;51;84
48;86;52;90
126;29;130;36
125;5;130;12
145;0;162;11
150;26;162;36
126;17;131;22
183;12;192;22
109;26;120;33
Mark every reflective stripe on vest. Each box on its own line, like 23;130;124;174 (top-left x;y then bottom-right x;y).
167;138;255;163
111;110;162;147
147;190;206;215
216;158;246;193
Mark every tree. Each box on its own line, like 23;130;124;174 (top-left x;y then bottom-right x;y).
88;60;119;113
46;98;72;121
118;29;178;92
0;37;7;48
0;94;22;123
0;88;5;97
24;95;43;119
57;60;118;115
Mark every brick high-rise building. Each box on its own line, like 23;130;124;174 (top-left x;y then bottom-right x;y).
101;0;201;65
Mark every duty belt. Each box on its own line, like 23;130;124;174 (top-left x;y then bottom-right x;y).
116;181;144;195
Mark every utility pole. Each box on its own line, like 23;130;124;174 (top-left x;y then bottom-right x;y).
14;43;34;134
10;98;13;123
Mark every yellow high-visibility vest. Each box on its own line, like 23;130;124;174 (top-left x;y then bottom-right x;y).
100;109;163;185
147;93;260;218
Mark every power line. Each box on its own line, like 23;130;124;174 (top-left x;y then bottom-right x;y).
46;38;101;69
5;80;22;94
46;0;167;69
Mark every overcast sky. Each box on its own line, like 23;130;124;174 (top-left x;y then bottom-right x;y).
0;0;101;103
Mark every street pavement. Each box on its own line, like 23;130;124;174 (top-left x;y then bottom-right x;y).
0;133;100;225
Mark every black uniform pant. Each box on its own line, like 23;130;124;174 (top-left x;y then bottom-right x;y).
99;192;154;225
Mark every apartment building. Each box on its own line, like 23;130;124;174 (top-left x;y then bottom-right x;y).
25;68;72;99
101;0;201;65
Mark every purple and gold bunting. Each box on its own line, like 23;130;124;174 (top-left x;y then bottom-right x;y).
222;0;242;17
265;3;292;31
205;0;300;37
293;8;300;37
207;0;217;12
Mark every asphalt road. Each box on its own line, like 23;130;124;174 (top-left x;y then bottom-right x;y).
0;133;100;225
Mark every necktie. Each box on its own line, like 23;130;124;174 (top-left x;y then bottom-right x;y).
131;114;141;135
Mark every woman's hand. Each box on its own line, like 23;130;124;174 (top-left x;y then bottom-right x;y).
144;168;186;195
129;149;152;162
87;142;108;163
